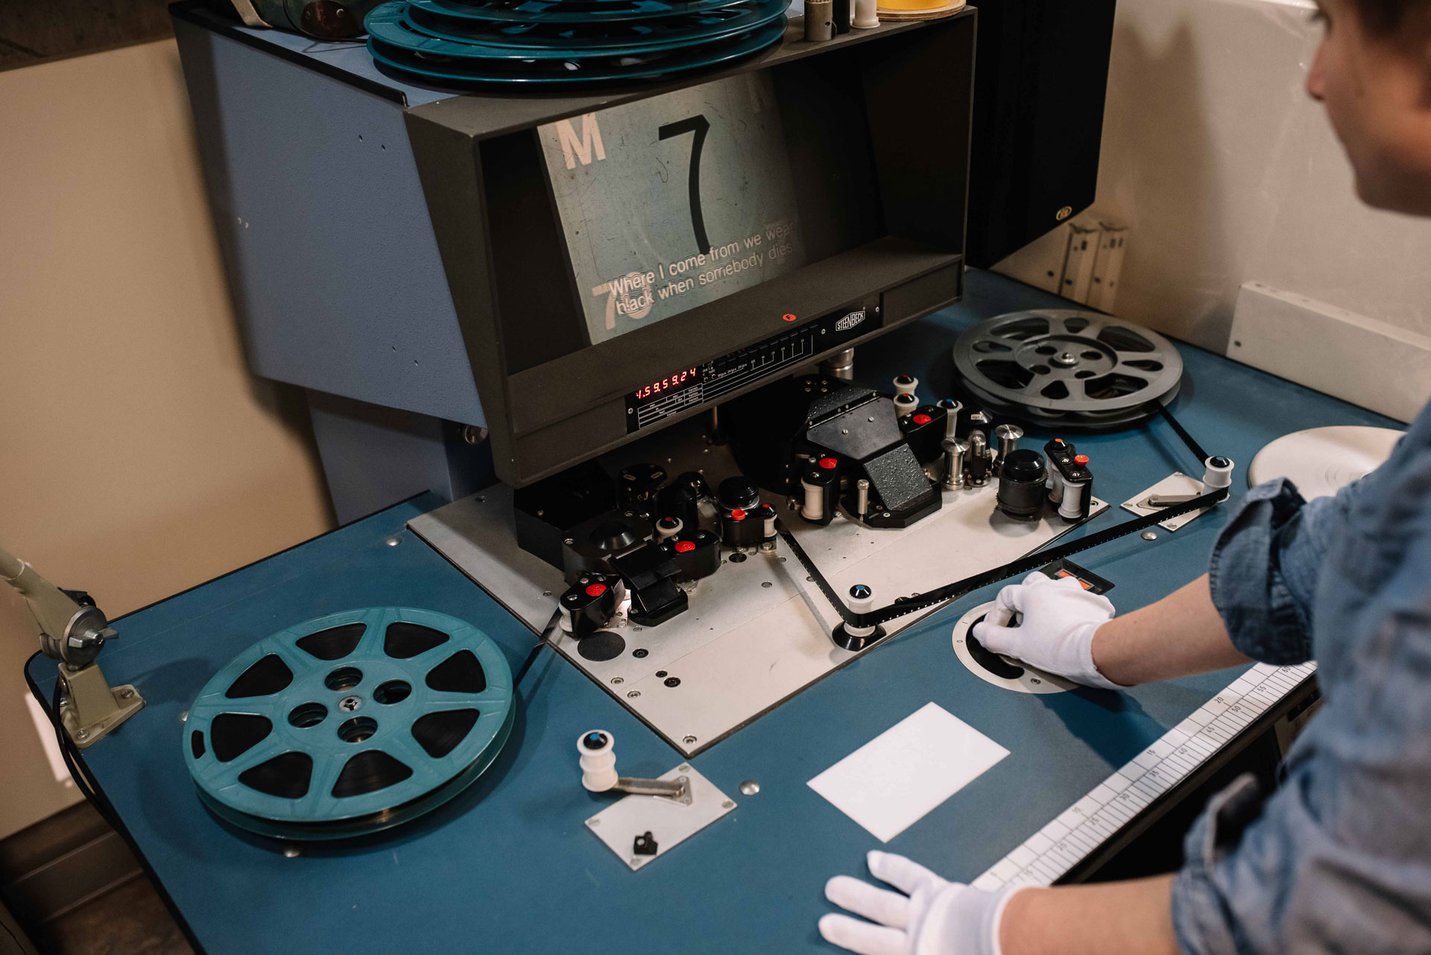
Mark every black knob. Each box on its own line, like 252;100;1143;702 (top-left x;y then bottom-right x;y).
717;475;760;510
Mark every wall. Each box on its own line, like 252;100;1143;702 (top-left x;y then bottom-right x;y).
0;40;334;839
998;0;1431;356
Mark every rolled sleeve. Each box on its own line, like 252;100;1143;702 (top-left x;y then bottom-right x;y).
1208;478;1349;665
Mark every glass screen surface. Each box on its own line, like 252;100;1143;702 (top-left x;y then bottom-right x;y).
538;73;808;346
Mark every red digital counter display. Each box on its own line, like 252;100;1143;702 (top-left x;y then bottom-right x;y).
632;366;702;404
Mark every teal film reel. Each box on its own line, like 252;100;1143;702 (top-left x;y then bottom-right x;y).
183;607;514;841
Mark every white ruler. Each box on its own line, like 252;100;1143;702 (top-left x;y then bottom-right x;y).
972;661;1317;890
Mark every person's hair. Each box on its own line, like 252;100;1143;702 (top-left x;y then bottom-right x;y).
1349;0;1431;36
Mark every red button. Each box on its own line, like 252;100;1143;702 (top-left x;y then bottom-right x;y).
818;457;838;470
730;508;747;522
781;312;798;323
912;413;932;426
674;540;696;553
584;583;608;597
1074;454;1089;465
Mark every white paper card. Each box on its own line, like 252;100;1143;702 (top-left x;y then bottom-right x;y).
808;703;1010;842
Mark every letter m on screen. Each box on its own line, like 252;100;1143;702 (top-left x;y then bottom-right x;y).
556;114;607;170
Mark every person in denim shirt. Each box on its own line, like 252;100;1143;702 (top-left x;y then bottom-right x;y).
818;0;1431;951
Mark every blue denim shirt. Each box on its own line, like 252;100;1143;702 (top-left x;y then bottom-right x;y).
1172;400;1431;953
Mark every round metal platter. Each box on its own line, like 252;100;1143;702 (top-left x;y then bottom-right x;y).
401;0;786;52
367;15;784;84
950;602;1074;695
410;0;767;25
952;310;1184;419
183;607;514;841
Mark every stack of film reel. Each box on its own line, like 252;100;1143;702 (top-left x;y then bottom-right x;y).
183;607;513;840
363;0;789;87
951;309;1184;431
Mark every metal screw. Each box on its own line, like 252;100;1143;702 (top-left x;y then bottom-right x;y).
656;670;668;678
682;736;697;745
564;538;575;546
679;764;691;772
589;818;600;827
627;690;641;699
721;800;735;809
282;846;302;858
632;648;648;658
1142;530;1158;541
461;425;482;445
76;729;88;741
739;779;760;796
611;676;624;685
761;581;773;589
384;536;401;547
120;688;135;700
541;590;552;597
664;677;681;688
475;495;486;504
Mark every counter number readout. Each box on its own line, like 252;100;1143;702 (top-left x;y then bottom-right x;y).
633;367;701;403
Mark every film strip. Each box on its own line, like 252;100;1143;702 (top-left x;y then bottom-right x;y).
779;403;1227;632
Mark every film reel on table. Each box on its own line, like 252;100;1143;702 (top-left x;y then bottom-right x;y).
183;607;513;841
952;310;1184;431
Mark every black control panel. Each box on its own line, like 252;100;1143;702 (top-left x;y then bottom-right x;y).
625;304;883;433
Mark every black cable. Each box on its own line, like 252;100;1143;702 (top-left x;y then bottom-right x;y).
49;680;123;832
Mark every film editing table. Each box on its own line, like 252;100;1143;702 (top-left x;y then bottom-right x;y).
28;271;1390;953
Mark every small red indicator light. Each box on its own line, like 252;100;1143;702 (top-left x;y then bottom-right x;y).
730;508;747;522
674;540;696;553
781;313;798;323
584;583;608;597
912;413;932;426
818;457;838;470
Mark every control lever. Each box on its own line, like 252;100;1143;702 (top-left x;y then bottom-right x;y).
578;730;692;804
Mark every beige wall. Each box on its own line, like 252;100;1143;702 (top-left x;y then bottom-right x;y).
0;40;334;839
998;0;1431;353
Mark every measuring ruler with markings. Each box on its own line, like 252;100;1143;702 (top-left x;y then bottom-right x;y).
972;661;1317;890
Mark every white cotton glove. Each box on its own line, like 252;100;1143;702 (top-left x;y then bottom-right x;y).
819;851;1023;955
970;572;1123;690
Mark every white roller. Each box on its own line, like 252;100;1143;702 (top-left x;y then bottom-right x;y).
578;730;619;792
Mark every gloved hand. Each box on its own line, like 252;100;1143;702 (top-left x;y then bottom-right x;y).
819;851;1022;955
970;572;1123;690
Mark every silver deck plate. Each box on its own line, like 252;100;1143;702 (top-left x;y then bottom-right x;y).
584;764;735;871
1121;471;1211;531
410;476;1105;756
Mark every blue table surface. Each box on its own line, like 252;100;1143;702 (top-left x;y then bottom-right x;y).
28;271;1399;954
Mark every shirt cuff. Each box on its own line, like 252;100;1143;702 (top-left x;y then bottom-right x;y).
1207;478;1314;664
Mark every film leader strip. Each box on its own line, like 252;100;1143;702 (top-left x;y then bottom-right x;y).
971;660;1317;890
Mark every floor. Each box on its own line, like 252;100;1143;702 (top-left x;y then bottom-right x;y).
33;876;192;955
